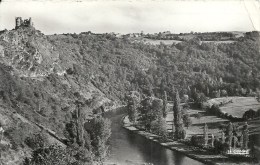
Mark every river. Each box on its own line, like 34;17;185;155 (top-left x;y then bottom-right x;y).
104;108;204;165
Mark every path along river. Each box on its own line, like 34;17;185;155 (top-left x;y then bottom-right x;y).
104;108;205;165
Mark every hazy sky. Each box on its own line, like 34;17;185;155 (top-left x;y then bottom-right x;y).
0;0;259;34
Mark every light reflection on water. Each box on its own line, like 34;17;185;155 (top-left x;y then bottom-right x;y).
104;109;204;165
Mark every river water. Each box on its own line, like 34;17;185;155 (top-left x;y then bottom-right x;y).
104;108;204;165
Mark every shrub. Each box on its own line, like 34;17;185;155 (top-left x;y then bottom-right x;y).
243;109;257;120
24;132;47;150
190;135;200;146
25;145;77;165
151;118;168;142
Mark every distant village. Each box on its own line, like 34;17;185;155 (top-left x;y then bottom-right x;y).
0;17;255;43
82;30;244;42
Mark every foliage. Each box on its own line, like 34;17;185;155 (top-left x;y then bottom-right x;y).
0;27;260;164
126;91;140;123
193;92;207;108
151;118;168;142
203;123;208;146
194;113;202;121
64;120;77;144
213;139;229;154
89;117;111;161
183;113;192;129
243;109;257;120
24;132;47;150
173;90;185;139
138;97;163;131
162;91;168;118
242;122;249;149
190;135;200;146
151;98;163;120
207;104;221;116
226;122;233;148
24;145;77;165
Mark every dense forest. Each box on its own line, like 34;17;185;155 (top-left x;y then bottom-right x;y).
0;26;259;164
56;30;260;101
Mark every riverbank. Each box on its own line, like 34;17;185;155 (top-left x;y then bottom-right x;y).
122;116;258;165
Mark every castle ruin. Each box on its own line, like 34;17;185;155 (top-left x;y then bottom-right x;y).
15;17;33;29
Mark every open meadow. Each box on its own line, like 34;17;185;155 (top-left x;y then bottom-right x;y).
204;97;260;118
166;97;260;139
165;109;229;138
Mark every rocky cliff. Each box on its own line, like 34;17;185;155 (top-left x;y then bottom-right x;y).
0;27;115;164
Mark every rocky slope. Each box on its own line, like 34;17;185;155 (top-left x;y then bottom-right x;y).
0;27;114;164
0;26;259;164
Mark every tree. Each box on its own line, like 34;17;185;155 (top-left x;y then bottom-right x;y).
173;90;185;139
151;118;168;142
126;91;140;124
138;97;163;131
162;91;168;118
239;133;243;148
152;98;163;120
183;113;192;129
211;134;215;147
212;90;220;98
194;113;202;123
25;145;77;165
25;132;47;150
138;97;153;130
208;104;221;116
74;146;93;164
242;122;249;149
257;109;260;117
221;131;225;144
90;117;111;161
193;92;207;108
64;120;77;144
232;136;238;149
226;122;233;148
257;91;260;102
74;100;85;146
220;90;228;97
213;139;229;154
190;135;200;146
243;109;257;120
203;123;209;146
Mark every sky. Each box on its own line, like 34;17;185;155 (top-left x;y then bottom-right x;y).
0;0;259;34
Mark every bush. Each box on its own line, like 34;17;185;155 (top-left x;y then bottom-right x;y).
183;113;192;129
243;109;257;120
24;132;47;150
190;135;200;146
207;104;221;116
151;118;168;142
25;145;76;165
213;140;229;154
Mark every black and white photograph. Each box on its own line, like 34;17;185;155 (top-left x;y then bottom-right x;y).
0;0;259;164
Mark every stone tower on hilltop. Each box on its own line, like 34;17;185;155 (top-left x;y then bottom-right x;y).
15;17;33;29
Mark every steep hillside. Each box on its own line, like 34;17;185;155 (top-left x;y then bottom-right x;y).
0;27;113;164
0;26;259;164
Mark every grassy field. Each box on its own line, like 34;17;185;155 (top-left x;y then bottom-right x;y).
202;40;235;44
165;109;229;138
166;97;260;139
142;39;182;45
135;39;235;45
204;97;260;118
